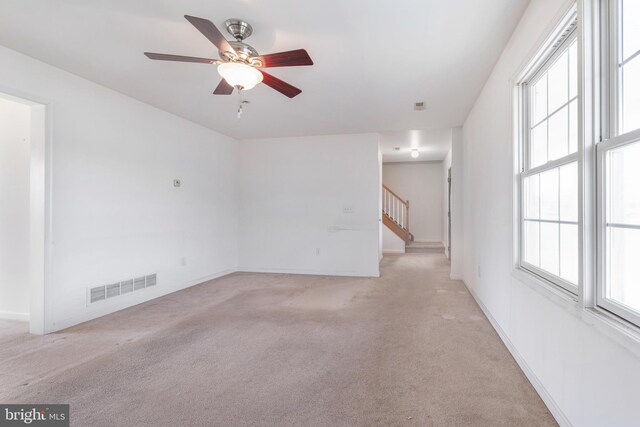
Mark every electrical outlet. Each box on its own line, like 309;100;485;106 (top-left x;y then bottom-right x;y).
173;179;181;187
316;248;321;256
343;206;354;214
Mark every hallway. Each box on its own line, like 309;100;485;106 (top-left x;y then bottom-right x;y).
0;254;555;426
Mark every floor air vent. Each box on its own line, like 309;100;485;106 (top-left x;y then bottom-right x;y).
87;273;158;305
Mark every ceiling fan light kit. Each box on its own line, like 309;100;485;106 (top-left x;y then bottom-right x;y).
144;15;314;116
217;62;263;90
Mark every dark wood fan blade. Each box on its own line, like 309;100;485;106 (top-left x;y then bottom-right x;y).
257;49;314;68
259;71;302;98
184;15;234;55
213;79;234;95
144;52;218;64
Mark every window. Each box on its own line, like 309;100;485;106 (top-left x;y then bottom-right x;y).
618;0;640;134
597;0;640;326
515;1;640;330
519;11;579;293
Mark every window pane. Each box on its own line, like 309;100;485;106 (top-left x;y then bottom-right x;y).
560;162;578;222
621;56;640;134
622;0;640;61
540;168;559;220
569;40;578;99
549;106;569;161
569;99;578;154
548;51;569;112
524;175;540;219
524;221;540;267
541;222;560;275
608;141;640;225
531;122;548;168
532;76;548;125
560;224;579;285
607;226;640;313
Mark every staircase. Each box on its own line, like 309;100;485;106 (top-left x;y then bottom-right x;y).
382;185;414;243
405;241;445;253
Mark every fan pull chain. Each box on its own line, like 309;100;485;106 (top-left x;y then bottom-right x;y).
237;88;249;119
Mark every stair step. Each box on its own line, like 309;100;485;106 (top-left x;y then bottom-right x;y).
405;242;444;253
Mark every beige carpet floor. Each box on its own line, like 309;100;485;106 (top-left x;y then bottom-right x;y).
0;253;556;426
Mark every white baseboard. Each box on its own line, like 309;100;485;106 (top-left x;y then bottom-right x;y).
461;280;571;427
449;273;463;281
0;310;29;321
238;267;380;278
383;249;405;254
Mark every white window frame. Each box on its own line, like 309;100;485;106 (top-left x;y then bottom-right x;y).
596;0;640;328
516;7;580;295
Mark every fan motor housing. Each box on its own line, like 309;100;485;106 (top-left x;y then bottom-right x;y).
225;19;253;41
220;19;262;66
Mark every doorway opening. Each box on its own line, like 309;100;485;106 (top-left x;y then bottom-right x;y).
447;167;452;257
0;92;48;334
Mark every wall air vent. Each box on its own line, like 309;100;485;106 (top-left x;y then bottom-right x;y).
134;276;146;291
106;283;120;298
121;279;134;294
90;286;106;304
87;273;158;305
414;102;426;111
146;274;157;287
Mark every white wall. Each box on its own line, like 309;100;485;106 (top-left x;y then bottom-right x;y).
450;128;464;280
442;148;452;258
238;134;380;277
0;97;31;319
0;46;239;332
461;1;640;425
383;162;443;243
382;225;405;254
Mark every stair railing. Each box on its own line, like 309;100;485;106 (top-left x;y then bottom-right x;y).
382;185;409;231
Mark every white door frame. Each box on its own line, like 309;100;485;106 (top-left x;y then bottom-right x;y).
0;89;52;335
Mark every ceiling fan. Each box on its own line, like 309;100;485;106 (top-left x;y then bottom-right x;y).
144;15;313;99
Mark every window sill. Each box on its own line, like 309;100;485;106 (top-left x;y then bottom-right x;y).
512;267;579;313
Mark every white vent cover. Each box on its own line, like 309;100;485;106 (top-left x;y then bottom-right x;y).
87;273;158;305
134;276;145;291
90;286;105;303
106;283;120;299
146;274;157;287
121;279;134;294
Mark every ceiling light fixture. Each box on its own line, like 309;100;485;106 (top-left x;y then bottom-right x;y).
217;62;263;90
411;149;420;159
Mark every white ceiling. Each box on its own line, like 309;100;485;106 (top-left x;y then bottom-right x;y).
380;129;452;163
0;0;529;140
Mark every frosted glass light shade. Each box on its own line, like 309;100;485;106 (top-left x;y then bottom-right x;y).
217;62;263;90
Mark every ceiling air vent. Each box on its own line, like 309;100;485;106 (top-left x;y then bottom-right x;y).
414;102;426;111
87;273;158;305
